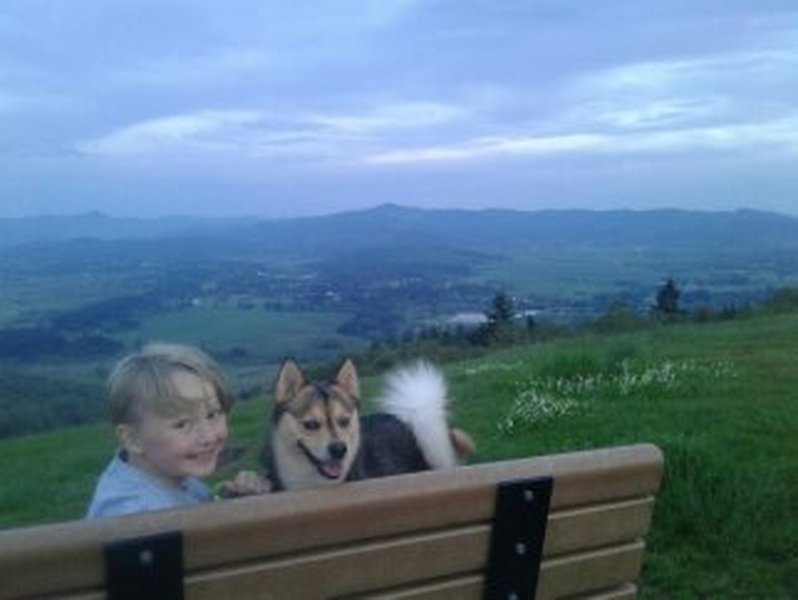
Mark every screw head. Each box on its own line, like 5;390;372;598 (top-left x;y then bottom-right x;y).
139;549;154;567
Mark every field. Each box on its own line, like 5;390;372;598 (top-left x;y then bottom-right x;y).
1;312;796;598
117;303;364;387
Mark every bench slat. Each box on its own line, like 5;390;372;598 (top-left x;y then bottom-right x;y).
536;541;645;599
181;537;648;600
346;574;484;600
187;525;486;599
347;578;638;600
583;583;638;600
545;497;653;556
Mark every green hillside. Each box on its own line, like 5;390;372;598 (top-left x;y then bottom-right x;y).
1;312;796;598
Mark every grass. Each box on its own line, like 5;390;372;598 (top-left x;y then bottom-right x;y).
1;312;797;598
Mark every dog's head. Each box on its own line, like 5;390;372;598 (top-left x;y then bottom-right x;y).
269;358;361;491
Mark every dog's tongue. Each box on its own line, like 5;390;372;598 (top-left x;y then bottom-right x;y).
322;461;343;478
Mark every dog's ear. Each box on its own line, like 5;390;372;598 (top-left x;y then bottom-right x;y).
275;359;306;406
334;358;360;399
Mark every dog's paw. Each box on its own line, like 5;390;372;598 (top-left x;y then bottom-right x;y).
215;470;273;498
450;428;476;461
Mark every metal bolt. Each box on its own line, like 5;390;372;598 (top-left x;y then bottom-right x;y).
515;541;527;556
507;593;519;600
523;489;535;503
139;549;154;567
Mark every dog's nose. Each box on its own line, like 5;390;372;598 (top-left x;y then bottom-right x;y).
328;441;347;460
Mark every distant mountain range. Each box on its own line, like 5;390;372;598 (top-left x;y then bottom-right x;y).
0;211;251;247
3;203;798;385
4;204;798;257
4;205;798;322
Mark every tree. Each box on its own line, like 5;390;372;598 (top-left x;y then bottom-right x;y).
488;290;515;327
470;291;517;346
654;278;681;317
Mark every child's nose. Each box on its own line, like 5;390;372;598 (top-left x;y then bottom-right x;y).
196;420;216;443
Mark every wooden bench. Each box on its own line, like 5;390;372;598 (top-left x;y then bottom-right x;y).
0;443;663;600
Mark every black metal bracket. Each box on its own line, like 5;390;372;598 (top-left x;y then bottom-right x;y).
483;476;553;600
104;530;184;600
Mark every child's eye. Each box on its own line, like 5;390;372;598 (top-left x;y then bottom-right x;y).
302;419;321;431
173;419;192;431
207;408;223;420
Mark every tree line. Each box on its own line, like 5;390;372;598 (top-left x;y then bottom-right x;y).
3;280;798;438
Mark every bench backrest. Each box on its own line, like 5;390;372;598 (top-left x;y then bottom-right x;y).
0;444;663;600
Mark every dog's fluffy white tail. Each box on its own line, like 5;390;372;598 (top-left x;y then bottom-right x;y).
375;360;458;469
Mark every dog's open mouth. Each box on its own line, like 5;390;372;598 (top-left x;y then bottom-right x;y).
298;441;345;480
318;460;343;479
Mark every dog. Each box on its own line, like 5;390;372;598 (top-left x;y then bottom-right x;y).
262;358;475;491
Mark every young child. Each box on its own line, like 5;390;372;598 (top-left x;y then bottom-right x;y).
86;343;268;519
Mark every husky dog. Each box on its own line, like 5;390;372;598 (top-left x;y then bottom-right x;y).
263;358;475;491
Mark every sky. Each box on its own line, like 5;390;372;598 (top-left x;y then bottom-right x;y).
1;0;797;219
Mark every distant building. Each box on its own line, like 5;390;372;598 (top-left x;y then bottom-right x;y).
447;312;488;327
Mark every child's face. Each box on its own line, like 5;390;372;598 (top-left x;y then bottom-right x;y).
119;369;229;486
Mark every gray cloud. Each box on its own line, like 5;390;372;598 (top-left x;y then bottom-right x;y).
1;1;797;217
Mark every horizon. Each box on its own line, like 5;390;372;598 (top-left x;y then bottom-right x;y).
2;2;797;219
3;202;798;223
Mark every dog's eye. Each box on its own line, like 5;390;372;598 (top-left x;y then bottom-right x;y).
302;419;321;431
337;416;351;428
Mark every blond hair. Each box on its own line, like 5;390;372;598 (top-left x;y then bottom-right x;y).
107;343;234;425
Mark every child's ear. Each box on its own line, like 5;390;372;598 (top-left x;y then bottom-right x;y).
116;423;144;455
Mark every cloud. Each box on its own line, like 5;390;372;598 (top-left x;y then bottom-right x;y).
105;0;423;89
586;49;798;96
76;110;264;157
75;100;467;161
8;2;797;218
577;98;731;129
566;46;798;131
306;102;465;133
618;117;798;154
364;134;608;164
362;116;798;165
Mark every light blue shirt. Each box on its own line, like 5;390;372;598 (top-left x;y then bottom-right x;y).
86;451;211;519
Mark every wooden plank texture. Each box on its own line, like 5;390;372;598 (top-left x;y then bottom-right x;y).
544;497;653;556
187;539;642;600
177;498;652;599
583;583;638;600
536;542;645;600
347;575;484;600
347;579;638;600
0;444;662;599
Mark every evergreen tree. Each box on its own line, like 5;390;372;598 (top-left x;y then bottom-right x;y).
488;290;515;327
471;291;517;346
655;278;681;316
